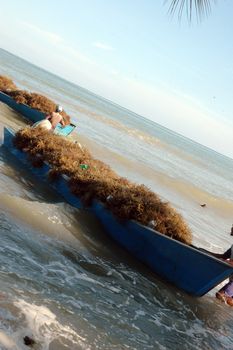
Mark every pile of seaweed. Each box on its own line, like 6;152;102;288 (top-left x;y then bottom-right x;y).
13;127;193;245
0;75;17;91
0;75;71;125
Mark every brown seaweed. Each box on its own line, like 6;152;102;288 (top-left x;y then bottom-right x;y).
13;127;192;245
0;75;70;125
0;75;17;91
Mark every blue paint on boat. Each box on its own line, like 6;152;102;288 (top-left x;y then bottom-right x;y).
2;126;233;296
0;91;76;136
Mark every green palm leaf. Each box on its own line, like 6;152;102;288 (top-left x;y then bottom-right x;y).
167;0;216;21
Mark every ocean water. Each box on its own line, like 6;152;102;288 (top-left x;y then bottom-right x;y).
0;48;233;349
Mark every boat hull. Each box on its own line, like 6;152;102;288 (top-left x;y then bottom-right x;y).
2;126;233;296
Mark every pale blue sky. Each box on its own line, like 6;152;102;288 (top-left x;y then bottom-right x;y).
0;0;233;158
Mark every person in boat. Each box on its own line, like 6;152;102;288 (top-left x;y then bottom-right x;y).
45;105;66;130
213;243;233;306
32;105;65;132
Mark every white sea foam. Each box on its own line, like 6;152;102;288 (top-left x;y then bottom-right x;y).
12;299;87;350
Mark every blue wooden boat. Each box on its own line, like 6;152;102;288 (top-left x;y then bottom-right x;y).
2;126;233;297
0;91;76;136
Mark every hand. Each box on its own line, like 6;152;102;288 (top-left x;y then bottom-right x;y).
227;259;233;266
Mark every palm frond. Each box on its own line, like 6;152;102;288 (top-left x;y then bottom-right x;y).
166;0;216;21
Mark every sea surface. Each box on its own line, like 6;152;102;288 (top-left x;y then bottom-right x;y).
0;48;233;349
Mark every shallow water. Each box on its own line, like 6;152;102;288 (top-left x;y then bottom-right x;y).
0;49;233;349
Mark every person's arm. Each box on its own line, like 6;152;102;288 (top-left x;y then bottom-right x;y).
192;245;232;260
221;248;231;259
209;248;231;259
60;115;66;127
221;248;233;266
191;244;233;267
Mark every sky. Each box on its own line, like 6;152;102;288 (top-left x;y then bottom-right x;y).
0;0;233;158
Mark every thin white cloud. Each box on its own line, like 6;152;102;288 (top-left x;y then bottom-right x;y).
18;21;95;66
20;21;63;44
93;41;115;51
